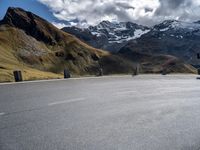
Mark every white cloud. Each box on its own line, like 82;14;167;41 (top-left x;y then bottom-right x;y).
38;0;200;27
52;22;68;29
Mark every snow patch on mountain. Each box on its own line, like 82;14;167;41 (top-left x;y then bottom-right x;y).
134;29;150;39
160;27;169;32
108;29;150;43
91;31;102;37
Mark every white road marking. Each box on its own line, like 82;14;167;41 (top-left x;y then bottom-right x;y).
48;98;85;106
0;112;5;116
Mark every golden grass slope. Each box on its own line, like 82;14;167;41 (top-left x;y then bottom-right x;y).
0;25;108;82
0;26;63;82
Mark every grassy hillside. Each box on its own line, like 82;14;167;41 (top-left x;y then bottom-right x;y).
0;7;111;82
0;26;62;82
0;24;109;82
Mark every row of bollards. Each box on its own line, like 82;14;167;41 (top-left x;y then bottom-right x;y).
13;69;72;82
13;53;200;82
16;64;200;82
12;68;104;82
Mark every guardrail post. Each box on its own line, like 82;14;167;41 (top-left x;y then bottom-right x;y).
13;70;23;82
132;64;139;76
99;68;103;76
96;68;103;76
64;69;71;79
161;69;167;75
136;64;140;75
197;53;200;59
198;69;200;75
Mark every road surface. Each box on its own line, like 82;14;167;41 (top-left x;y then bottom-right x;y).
1;75;200;150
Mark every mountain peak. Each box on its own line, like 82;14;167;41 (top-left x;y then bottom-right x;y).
1;7;64;45
162;19;179;24
153;19;200;32
100;20;111;24
96;20;115;29
3;7;44;26
154;20;179;29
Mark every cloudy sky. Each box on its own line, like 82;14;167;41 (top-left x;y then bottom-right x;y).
1;0;200;28
38;0;200;27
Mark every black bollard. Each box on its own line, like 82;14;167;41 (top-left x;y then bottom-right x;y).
198;69;200;75
64;69;71;79
196;54;200;79
197;53;200;59
99;68;103;76
161;69;167;75
132;64;139;76
132;68;137;76
136;64;140;75
96;68;103;76
13;70;23;82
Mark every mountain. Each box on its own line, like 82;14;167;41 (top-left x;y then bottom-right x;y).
0;8;196;82
120;20;200;66
0;7;107;81
62;21;150;52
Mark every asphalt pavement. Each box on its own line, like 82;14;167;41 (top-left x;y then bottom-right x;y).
1;75;200;150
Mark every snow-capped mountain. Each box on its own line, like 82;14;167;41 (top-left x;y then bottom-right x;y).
89;21;150;43
62;21;150;52
153;20;200;38
62;19;200;66
120;20;200;66
155;20;200;30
